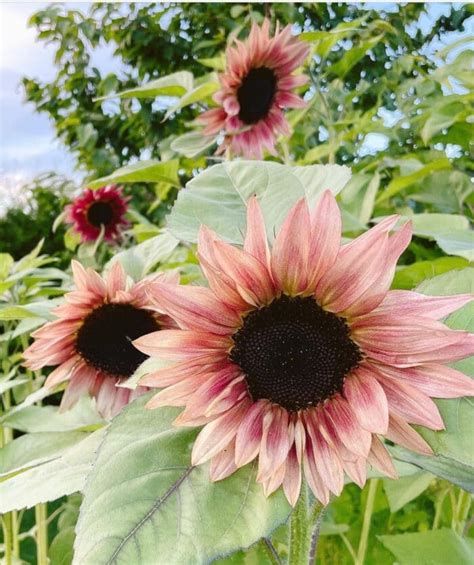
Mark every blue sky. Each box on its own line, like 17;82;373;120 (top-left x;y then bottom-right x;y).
0;2;471;213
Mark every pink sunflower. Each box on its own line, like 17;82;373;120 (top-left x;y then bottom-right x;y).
198;19;309;159
135;192;474;506
66;185;130;243
24;261;178;419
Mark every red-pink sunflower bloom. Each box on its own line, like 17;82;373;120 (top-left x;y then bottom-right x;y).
198;20;309;159
135;192;474;506
66;185;130;243
24;261;178;419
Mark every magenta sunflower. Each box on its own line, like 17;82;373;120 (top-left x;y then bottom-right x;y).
66;185;130;243
198;19;309;159
24;261;178;419
135;193;474;506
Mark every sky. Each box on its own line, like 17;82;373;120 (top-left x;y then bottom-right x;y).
0;2;472;214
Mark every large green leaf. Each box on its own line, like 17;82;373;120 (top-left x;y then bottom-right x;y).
95;71;194;101
0;429;105;512
105;231;179;280
170;131;217;158
0;431;88;478
379;529;474;565
87;159;180;189
168;161;351;244
74;396;291;565
392;257;469;290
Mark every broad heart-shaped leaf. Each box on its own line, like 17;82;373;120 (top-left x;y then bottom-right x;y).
0;431;88;478
104;231;179;280
382;472;434;513
74;396;291;565
167;161;351;244
87;159;180;189
0;429;105;512
379;529;474;565
390;269;474;489
94;71;194;101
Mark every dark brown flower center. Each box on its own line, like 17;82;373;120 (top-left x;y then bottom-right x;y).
76;303;159;377
230;295;361;411
237;67;277;125
87;201;114;227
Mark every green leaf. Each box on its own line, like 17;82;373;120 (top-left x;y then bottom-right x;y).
105;231;179;280
164;79;220;120
376;159;452;204
421;100;465;144
383;472;434;512
0;431;88;478
2;396;103;433
87;159;180;189
379;529;474;565
340;172;380;225
330;35;383;77
434;231;474;261
389;446;474;492
198;55;226;71
94;71;194;101
168;161;351;244
170;132;217;158
0;253;13;279
74;396;291;565
50;527;76;565
0;429;105;512
392;257;469;290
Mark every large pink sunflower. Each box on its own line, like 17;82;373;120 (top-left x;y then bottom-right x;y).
198;20;309;159
24;261;178;419
135;192;474;506
66;185;130;243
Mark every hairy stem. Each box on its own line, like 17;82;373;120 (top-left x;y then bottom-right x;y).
260;537;282;565
307;502;325;565
289;482;309;565
356;479;378;565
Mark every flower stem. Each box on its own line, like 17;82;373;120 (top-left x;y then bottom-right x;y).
307;501;325;565
35;503;48;565
356;478;378;565
289;482;309;565
260;537;282;565
2;513;13;565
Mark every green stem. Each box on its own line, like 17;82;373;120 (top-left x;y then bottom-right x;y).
340;533;357;563
289;482;309;565
356;479;378;565
35;503;48;565
260;537;282;565
2;513;13;565
455;490;472;534
307;501;325;565
433;487;450;530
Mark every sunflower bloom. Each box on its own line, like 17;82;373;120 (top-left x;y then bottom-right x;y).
24;261;177;419
198;20;309;159
135;192;474;506
66;185;130;243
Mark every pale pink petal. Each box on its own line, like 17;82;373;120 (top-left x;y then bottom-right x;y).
343;368;389;434
271;199;312;294
59;366;97;412
386;413;433;456
192;399;251;465
325;396;372;458
106;261;127;300
367;436;398;479
235;400;267;467
303;434;330;505
209;439;238;481
257;407;291;482
244;196;271;268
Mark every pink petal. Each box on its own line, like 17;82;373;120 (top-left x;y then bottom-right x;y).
343;368;389;434
209;439;238;481
257;407;291;482
376;376;444;430
283;444;302;506
59;366;97;412
148;282;239;335
192;399;250;465
302;434;330;504
367;436;398;479
235;400;267;466
106;261;127;300
325;396;372;458
243;196;271;268
271;199;312;294
134;330;230;361
386;413;433;456
307;190;341;291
